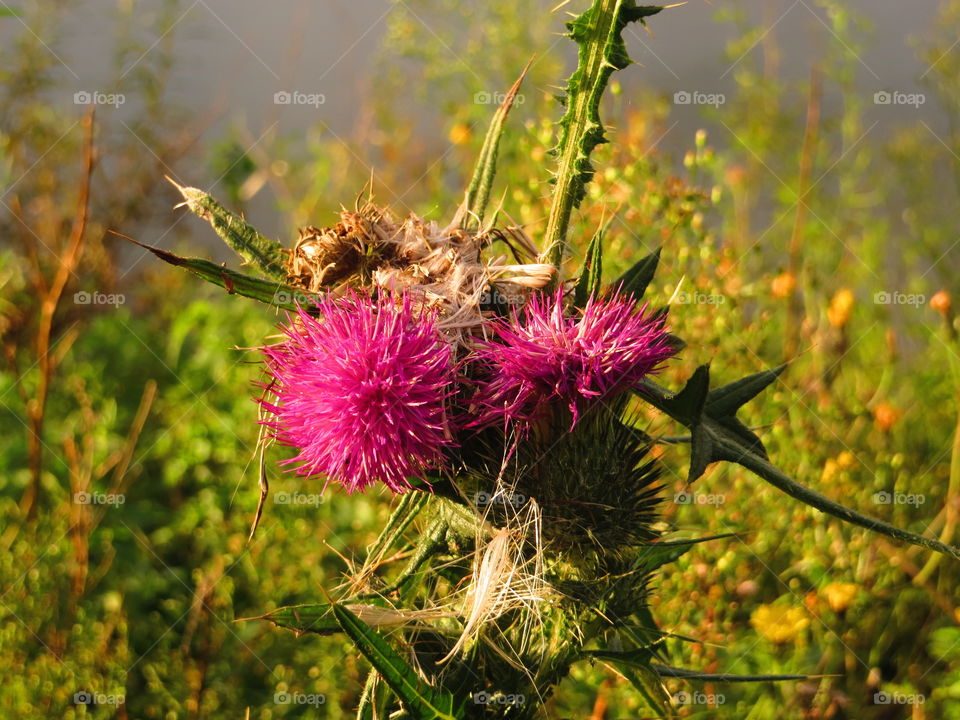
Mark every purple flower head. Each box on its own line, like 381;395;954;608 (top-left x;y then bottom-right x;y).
261;291;454;494
471;287;675;429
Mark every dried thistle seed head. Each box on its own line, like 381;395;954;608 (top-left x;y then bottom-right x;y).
284;197;555;352
287;225;364;292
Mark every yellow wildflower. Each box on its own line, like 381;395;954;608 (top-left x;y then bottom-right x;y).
821;459;838;484
448;123;472;146
873;402;900;432
827;288;855;328
821;582;858;613
771;272;796;300
930;290;952;317
750;603;810;644
836;451;857;470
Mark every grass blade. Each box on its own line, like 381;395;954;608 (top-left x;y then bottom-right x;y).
461;60;532;228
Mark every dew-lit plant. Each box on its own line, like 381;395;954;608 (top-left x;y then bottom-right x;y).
137;2;960;717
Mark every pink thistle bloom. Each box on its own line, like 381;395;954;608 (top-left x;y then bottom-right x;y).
261;292;454;494
472;288;675;429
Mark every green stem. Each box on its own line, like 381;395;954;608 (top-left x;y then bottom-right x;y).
735;439;960;560
915;327;960;583
540;0;662;269
638;377;960;559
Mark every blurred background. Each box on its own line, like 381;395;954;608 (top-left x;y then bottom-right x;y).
1;0;959;717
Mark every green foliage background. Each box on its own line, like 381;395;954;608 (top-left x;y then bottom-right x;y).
2;0;960;717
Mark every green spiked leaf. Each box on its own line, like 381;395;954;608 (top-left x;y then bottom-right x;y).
253;603;340;635
462;61;531;228
603;656;676;718
542;0;662;267
635;534;736;572
613;247;661;302
652;664;813;683
332;604;463;720
125;237;315;310
706;365;787;418
638;367;960;559
357;668;394;720
365;492;429;567
168;177;287;280
653;363;710;426
573;215;609;307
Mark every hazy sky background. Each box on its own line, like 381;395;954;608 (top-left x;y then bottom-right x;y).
2;0;954;244
11;1;946;135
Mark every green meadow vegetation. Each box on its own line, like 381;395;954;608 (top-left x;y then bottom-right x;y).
2;1;960;717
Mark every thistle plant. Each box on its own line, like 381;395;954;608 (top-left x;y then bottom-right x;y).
136;1;960;717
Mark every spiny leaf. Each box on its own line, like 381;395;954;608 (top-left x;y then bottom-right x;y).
331;603;463;720
603;655;677;718
252;603;340;635
638;368;960;559
706;365;787;418
383;518;449;595
357;668;393;720
635;533;736;572
125;237;315;310
617;607;669;660
461;60;531;228
365;492;429;565
652;363;710;426
652;664;814;683
573;215;609;307
542;0;662;267
612;247;661;302
168;176;288;280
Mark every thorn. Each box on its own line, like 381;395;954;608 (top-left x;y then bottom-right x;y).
667;275;685;306
164;174;187;193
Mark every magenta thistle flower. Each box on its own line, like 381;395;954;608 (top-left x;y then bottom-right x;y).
471;288;675;428
260;292;454;493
